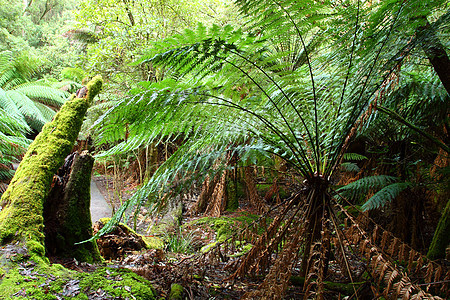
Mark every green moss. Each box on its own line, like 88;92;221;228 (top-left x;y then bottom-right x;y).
0;262;74;299
200;241;218;253
51;153;102;263
78;267;155;299
0;76;103;261
189;212;260;243
0;261;155;299
143;236;165;250
427;199;450;260
26;240;45;258
168;283;183;300
229;242;252;258
226;178;239;211
99;218;159;249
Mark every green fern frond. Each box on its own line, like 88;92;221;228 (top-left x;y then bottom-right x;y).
340;162;361;173
61;67;87;83
0;108;30;135
69;29;100;45
5;90;47;129
343;153;368;161
0;51;70;132
13;84;67;108
362;182;413;211
336;175;398;201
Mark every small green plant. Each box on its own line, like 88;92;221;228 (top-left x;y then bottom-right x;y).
163;228;195;254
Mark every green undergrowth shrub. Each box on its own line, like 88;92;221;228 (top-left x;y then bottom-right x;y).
185;212;266;254
163;227;195;254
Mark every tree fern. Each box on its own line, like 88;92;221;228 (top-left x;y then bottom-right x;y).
0;108;30;184
0;51;69;183
90;1;449;296
92;0;438;223
0;51;69;131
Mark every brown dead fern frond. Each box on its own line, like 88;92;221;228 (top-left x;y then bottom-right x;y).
230;193;303;279
242;216;305;300
244;165;264;212
335;201;445;299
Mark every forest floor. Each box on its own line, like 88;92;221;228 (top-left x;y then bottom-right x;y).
86;175;276;299
85;175;362;299
40;172;446;299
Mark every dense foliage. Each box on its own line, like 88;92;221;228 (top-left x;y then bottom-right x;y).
1;0;449;298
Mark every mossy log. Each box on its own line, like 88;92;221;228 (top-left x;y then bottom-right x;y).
0;76;102;262
44;151;102;263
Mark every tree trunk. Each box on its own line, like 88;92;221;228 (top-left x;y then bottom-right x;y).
418;21;450;95
44;151;102;263
243;165;263;212
0;76;102;262
427;199;450;260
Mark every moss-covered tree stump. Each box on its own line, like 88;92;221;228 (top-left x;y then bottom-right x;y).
44;151;102;263
0;76;102;262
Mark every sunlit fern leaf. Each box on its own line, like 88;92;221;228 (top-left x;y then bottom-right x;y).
0;51;69;131
50;80;82;93
5;90;47;130
14;84;66;108
0;88;23;120
0;108;30;136
0;126;30;182
60;67;87;83
362;182;413;211
68;29;99;45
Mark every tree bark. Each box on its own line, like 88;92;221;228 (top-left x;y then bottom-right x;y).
44;151;102;263
0;76;102;262
418;21;450;95
427;199;450;260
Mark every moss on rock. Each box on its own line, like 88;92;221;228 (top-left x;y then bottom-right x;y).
0;262;156;299
189;212;260;243
0;261;74;299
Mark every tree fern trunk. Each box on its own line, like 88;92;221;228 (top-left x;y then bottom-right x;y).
427;199;450;260
418;21;450;95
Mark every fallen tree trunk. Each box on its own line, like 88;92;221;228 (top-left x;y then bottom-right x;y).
0;76;102;263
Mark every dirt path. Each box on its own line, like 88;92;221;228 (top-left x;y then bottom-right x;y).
90;179;112;223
